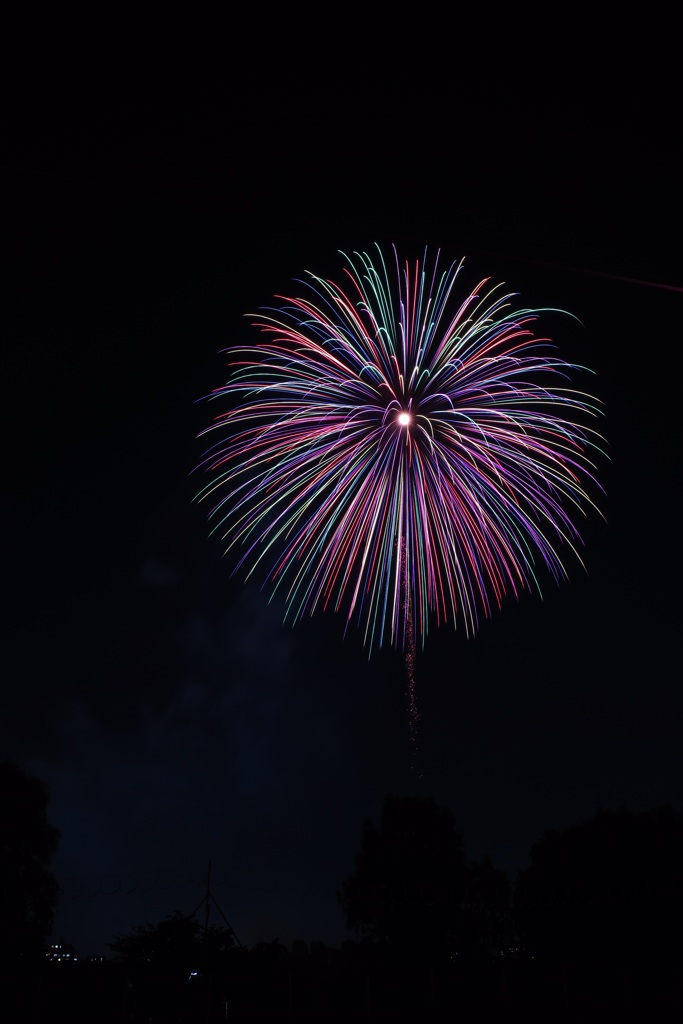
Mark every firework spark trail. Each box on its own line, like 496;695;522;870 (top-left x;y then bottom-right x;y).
195;245;605;742
478;251;683;293
401;536;421;776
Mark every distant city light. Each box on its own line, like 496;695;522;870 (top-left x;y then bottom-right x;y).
46;942;79;964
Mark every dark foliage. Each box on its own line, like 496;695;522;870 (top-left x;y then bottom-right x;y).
515;804;683;961
108;908;235;968
462;856;514;957
0;759;60;961
107;910;238;1021
338;794;469;960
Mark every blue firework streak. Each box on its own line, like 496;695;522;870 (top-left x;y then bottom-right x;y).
195;245;605;652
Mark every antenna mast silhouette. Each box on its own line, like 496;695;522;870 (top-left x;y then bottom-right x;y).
191;860;243;948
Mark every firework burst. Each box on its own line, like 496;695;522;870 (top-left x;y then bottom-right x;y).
195;245;605;654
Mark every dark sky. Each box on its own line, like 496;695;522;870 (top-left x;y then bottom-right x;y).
2;18;681;955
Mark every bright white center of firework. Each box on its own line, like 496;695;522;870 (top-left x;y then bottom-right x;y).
398;412;411;427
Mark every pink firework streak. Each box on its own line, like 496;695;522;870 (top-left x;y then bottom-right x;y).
401;536;420;775
195;245;606;756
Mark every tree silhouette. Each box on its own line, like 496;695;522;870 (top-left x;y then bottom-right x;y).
515;805;683;961
109;909;235;969
338;794;466;961
109;910;238;1023
0;759;60;961
462;857;513;958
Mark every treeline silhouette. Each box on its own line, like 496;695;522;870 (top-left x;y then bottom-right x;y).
4;763;683;1021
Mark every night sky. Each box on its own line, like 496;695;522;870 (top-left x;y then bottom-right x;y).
3;18;681;956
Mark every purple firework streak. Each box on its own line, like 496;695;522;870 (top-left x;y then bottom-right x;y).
195;245;605;745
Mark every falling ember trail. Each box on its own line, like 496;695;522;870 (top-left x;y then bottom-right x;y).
402;539;422;778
